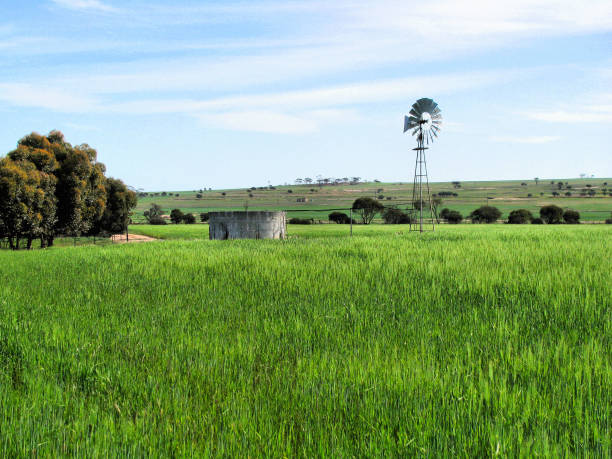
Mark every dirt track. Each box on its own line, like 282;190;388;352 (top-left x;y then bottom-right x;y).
110;234;156;243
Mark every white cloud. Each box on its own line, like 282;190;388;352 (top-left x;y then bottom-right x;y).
51;0;117;13
0;83;97;112
198;111;318;134
490;135;561;144
105;70;510;115
526;105;612;123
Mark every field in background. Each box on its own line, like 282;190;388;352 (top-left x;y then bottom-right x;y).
1;224;610;456
133;177;612;222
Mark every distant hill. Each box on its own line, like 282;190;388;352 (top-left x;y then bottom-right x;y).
134;178;612;222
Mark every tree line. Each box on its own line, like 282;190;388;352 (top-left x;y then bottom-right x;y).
312;199;586;225
0;131;137;249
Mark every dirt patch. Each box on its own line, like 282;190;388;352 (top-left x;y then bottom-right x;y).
111;233;157;243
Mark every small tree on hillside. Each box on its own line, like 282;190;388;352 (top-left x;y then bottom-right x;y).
445;210;463;224
563;209;580;224
352;197;384;225
170;208;184;224
507;209;533;224
144;203;164;223
382;207;412;224
183;213;196;224
469;206;502;223
329;211;351;224
540;205;563;224
200;212;210;222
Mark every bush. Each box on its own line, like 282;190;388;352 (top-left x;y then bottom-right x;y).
445;210;463;224
469;206;502;223
540;205;563;224
200;212;209;222
507;209;533;224
182;213;196;224
289;218;313;224
143;203;164;224
532;218;544;224
382;208;412;224
287;189;293;194
439;208;450;220
170;208;184;224
328;212;352;224
563;209;580;224
196;193;202;199
148;216;167;225
606;219;612;224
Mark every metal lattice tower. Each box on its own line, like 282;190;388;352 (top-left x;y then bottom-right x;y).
403;98;442;232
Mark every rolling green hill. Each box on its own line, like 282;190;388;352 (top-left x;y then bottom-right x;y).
134;178;612;222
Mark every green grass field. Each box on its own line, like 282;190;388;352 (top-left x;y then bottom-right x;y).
1;225;610;456
134;177;612;222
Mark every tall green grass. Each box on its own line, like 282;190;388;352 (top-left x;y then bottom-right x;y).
1;226;610;456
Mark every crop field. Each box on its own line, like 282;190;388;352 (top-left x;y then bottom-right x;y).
1;225;610;456
134;177;612;222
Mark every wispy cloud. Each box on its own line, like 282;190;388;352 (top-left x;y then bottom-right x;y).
0;83;98;112
51;0;117;13
490;135;561;144
526;105;612;123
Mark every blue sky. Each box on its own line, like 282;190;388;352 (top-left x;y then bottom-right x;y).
1;0;611;190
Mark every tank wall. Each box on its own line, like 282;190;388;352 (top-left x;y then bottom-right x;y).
209;211;287;240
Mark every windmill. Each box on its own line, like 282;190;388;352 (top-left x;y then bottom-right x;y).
403;98;442;232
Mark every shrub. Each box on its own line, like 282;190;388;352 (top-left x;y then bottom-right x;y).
196;193;202;199
148;216;167;225
507;209;533;224
170;208;184;224
445;210;463;224
143;203;164;224
328;212;352;224
540;205;563;224
563;209;580;224
182;213;196;224
469;206;502;224
532;218;544;224
439;208;450;220
382;208;412;224
200;212;209;222
287;189;293;194
221;192;226;196
289;218;313;224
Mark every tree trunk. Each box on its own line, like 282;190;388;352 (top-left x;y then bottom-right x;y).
47;236;54;247
26;237;33;250
8;237;15;250
40;236;47;249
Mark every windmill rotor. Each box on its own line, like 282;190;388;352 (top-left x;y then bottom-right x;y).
403;97;442;145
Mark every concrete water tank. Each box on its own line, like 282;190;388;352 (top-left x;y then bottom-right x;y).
209;211;287;240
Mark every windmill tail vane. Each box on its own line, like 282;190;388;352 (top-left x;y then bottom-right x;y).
404;98;442;233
